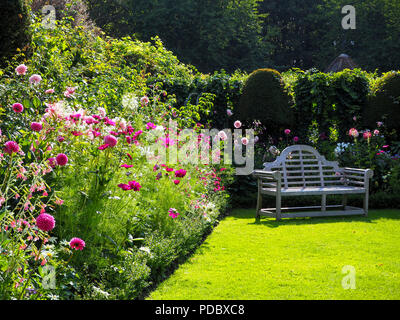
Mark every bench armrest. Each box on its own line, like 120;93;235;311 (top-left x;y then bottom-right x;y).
343;168;374;178
252;170;282;181
341;168;373;187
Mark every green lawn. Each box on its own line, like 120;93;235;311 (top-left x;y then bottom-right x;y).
147;209;400;300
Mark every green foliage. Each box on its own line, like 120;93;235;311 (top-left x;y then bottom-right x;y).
236;68;293;133
159;70;246;129
86;0;271;73
291;68;370;142
0;0;30;67
364;71;400;140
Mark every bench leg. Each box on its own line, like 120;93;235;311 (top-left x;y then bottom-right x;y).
256;179;262;219
342;194;348;210
321;194;327;212
276;192;282;221
363;192;369;217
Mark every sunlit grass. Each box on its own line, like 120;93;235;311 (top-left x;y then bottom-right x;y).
148;209;400;300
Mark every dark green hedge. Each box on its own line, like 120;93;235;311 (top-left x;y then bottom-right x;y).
291;68;370;142
364;71;400;140
0;0;30;67
236;68;293;134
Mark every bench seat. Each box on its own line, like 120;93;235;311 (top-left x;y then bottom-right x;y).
262;186;366;196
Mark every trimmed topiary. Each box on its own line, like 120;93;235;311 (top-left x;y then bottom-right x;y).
236;68;293;131
364;71;400;135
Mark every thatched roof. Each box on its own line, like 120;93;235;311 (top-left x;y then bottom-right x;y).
325;54;358;73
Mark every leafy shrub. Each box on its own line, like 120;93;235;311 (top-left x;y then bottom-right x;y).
236;68;293;134
364;71;400;140
291;68;370;143
0;0;30;66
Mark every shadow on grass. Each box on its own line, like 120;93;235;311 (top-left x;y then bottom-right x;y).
230;208;400;228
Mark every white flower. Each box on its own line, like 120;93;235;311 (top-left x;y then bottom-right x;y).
122;92;139;111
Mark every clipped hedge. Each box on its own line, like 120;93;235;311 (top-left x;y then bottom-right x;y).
291;68;370;142
236;68;293;133
364;71;400;139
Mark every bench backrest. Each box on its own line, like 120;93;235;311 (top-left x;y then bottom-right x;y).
263;145;343;188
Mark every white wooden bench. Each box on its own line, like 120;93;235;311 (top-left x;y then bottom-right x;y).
253;145;373;220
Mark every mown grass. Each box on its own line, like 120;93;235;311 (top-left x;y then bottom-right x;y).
147;209;400;300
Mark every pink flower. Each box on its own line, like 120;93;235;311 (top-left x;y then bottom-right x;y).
48;158;56;168
175;169;186;178
227;109;233;117
36;213;55;232
284;129;291;135
373;129;380;136
173;180;180;185
104;135;118;147
99;144;109;150
241;137;249;145
12;103;24;113
4;141;19;154
69;237;85;250
377;122;383;127
363;131;372;140
128;181;142;191
218;131;228;141
121;164;134;168
140;96;150;106
57;136;65;142
146;122;156;130
15;64;28;75
56;153;68;166
234;121;242;129
168;208;180;219
29;74;42;85
118;183;131;191
293;136;299;142
383;145;389;149
349;128;359;138
45;88;55;94
31;122;43;132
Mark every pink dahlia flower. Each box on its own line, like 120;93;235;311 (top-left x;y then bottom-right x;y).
373;129;380;136
241;137;249;145
175;169;187;178
29;74;42;85
284;129;291;135
293;136;299;142
104;135;118;147
363;131;372;140
173;180;180;185
69;237;85;250
234;121;242;129
12;103;24;113
4;141;19;154
56;153;68;166
31;122;43;132
15;64;28;75
349;128;359;138
36;213;55;232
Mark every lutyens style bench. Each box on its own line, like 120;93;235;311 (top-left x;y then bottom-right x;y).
253;145;373;220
